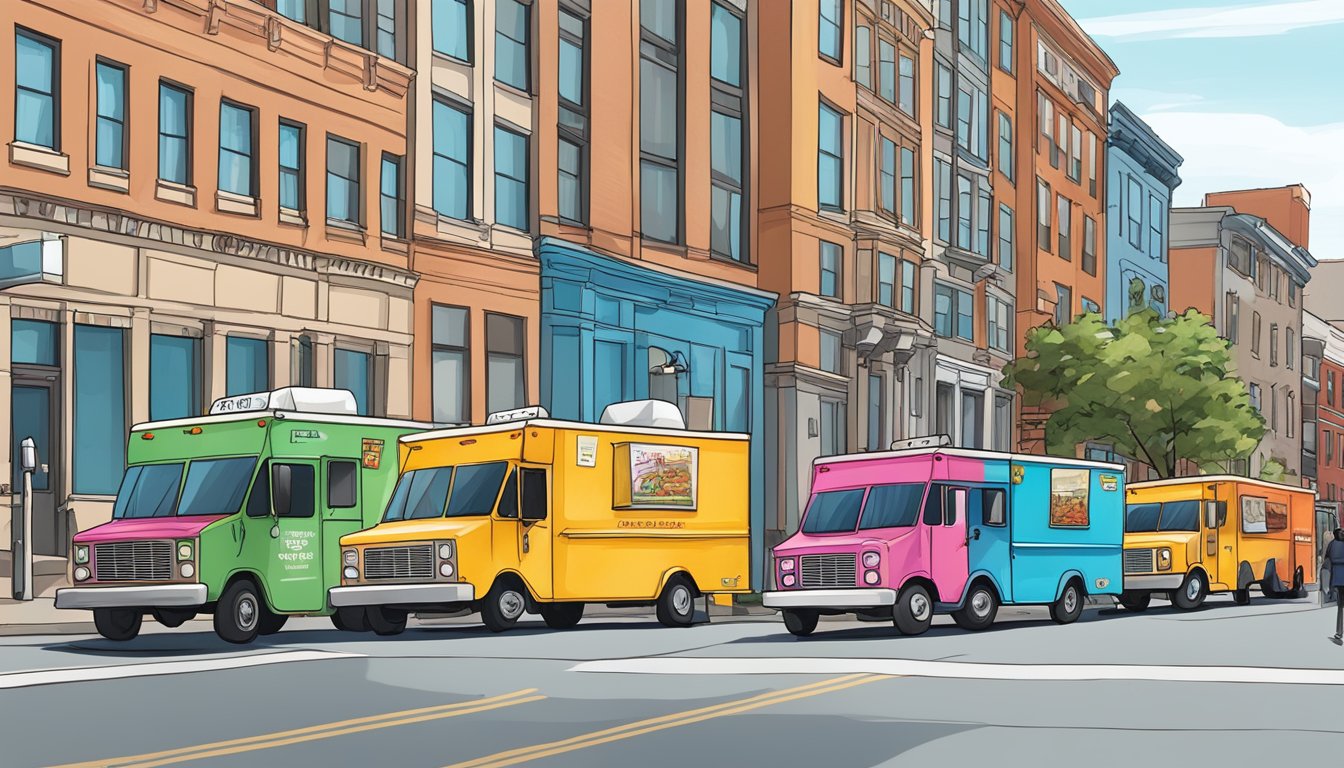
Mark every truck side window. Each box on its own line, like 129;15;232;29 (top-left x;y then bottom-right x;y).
246;461;271;518
272;464;316;518
498;469;519;519
984;489;1006;527
521;469;548;521
922;484;943;526
946;488;965;526
328;461;358;508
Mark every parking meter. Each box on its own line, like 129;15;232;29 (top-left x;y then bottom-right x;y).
13;437;37;601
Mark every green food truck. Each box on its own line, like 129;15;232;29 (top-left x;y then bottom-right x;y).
54;388;428;644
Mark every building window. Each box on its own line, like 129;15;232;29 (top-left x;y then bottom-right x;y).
878;252;896;308
974;87;988;160
293;335;315;387
641;0;682;242
818;102;844;211
150;334;200;422
1289;280;1297;307
935;283;973;341
1127;176;1143;249
486;314;526;414
1069;124;1082;182
878;39;895;104
935;381;954;438
158;82;192;185
1270;323;1279;366
15;29;59;150
820;399;846;456
998;9;1013;72
819;240;841;299
956;175;972;250
432;305;470;424
879;137;896;217
278;121;305;213
935;63;952;129
375;0;398;59
993;394;1012;451
334;348;372;416
432;0;470;61
1082;297;1100;315
94;60;127;170
867;374;884;452
1057;194;1071;260
218;101;256;197
326;135;360;225
226;336;269;396
956;85;972;151
935;157;952;242
73;325;125;495
1087;132;1098;197
997;112;1013;181
988;295;1010;354
1251;311;1262;357
961;390;984;449
1082;215;1096;276
495;0;530;91
278;0;306;22
1331;373;1337;406
1039;93;1054;165
976;189;991;258
1229;237;1254;277
898;52;915;116
329;0;365;46
900;259;917;314
1056;114;1068;172
818;0;842;63
380;154;404;237
710;1;745;262
1148;193;1163;259
494;125;528;231
820;329;843;374
433;98;471;221
1287;327;1295;371
1054;283;1071;326
558;137;585;225
998;204;1014;272
900;146;916;226
854;25;872;88
11;319;58;366
1037;178;1051;252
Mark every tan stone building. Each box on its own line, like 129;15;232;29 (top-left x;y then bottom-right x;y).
1;0;415;561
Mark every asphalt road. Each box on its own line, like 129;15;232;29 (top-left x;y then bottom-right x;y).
3;594;1343;768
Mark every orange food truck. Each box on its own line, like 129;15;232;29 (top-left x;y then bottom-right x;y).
1119;476;1316;611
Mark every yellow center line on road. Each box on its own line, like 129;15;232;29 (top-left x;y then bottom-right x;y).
443;674;893;768
46;689;545;768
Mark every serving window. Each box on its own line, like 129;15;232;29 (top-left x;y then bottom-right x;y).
1241;496;1288;534
613;443;699;510
1049;468;1090;528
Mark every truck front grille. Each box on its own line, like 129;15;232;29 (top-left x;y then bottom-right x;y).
94;541;173;581
364;544;436;580
1124;549;1155;574
799;553;858;588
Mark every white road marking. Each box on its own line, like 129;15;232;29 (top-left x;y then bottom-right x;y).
0;649;363;690
571;657;1344;686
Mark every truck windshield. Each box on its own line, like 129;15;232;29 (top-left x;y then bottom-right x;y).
1126;501;1200;532
383;467;454;521
1125;503;1161;532
446;462;509;518
859;483;926;529
178;457;260;516
112;464;184;519
802;488;867;534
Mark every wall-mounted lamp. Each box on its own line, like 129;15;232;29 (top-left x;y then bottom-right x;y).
649;350;690;376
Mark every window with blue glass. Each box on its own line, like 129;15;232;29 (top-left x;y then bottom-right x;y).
73;325;125;495
495;0;530;91
15;29;58;150
277;0;305;22
432;98;471;220
710;1;745;262
558;6;587;225
998;9;1013;72
158;82;192;185
1054;283;1072;326
226;336;269;396
11;319;58;366
818;0;841;62
818;102;844;211
432;0;470;61
326;135;361;225
329;0;364;46
494;125;528;231
0;241;47;288
640;0;682;244
878;40;895;104
710;3;741;87
335;348;372;415
380;153;403;237
998;204;1014;272
150;334;200;421
726;364;750;433
900;259;916;314
485;313;525;414
900;147;915;226
218;101;256;197
935;282;973;341
878;252;896;308
95;60;127;170
879;137;896;216
375;0;397;59
279;120;305;212
819;240;841;299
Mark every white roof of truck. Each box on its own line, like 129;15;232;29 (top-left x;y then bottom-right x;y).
401;418;748;444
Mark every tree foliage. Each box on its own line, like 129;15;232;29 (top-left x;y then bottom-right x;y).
1003;308;1265;478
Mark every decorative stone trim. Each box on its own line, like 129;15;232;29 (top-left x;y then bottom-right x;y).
9;143;70;176
88;167;130;193
215;189;259;217
279;208;307;227
155;180;197;207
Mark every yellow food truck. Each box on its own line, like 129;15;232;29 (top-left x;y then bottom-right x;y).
1119;475;1316;611
328;401;751;633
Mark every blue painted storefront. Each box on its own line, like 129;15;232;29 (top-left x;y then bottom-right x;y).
1105;102;1183;324
538;237;777;590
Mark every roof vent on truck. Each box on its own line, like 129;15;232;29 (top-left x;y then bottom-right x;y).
599;400;687;430
486;406;550;425
890;435;952;451
208;387;359;416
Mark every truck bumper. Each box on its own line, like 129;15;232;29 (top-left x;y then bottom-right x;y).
55;584;207;610
762;588;897;610
328;583;476;607
1123;575;1185;590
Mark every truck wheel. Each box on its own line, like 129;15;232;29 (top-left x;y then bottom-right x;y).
1117;591;1151;612
1233;588;1251;605
1172;571;1208;610
258;612;289;636
214;581;263;645
893;584;933;636
151;608;196;628
951;584;998;631
367;606;408;636
539;602;584;629
94;608;142;641
1050;581;1084;624
655;575;697;628
331;607;371;632
782;608;819;637
481;580;528;633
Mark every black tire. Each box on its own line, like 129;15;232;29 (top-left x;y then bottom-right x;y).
1050;581;1085;624
151;608;195;628
331;606;371;632
1233;588;1251;605
1172;570;1208;610
1118;591;1151;612
481;580;529;633
257;612;289;636
655;575;697;628
951;584;999;631
366;606;408;636
93;608;142;641
782;608;819;637
893;584;934;636
214;580;264;645
539;602;584;629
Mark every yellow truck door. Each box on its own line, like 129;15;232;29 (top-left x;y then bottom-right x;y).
517;466;553;599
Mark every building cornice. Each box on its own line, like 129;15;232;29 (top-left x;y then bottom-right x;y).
1107;102;1184;191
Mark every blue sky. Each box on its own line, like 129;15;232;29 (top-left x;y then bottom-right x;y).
1060;0;1343;258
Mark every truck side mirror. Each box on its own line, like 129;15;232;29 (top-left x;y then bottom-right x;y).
271;464;292;518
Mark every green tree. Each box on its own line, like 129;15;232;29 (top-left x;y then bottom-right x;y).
1003;308;1265;478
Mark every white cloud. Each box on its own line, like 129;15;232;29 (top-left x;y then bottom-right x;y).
1080;0;1344;41
1140;111;1344;258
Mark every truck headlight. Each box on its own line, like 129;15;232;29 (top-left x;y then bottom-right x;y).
74;566;90;582
177;541;193;561
1157;548;1172;571
440;561;454;578
778;558;795;572
862;551;881;568
343;566;359;580
180;563;195;579
343;549;358;566
438;542;454;560
74;545;89;565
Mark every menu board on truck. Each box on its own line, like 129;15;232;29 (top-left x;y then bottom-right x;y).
613;443;698;510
